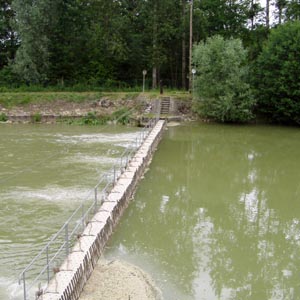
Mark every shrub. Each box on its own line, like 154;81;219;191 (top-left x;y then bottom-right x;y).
193;35;255;123
111;108;131;125
0;113;8;122
254;21;300;124
31;112;42;123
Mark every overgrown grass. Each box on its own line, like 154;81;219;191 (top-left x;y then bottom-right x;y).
0;88;191;108
0;113;8;122
58;108;132;126
0;92;104;108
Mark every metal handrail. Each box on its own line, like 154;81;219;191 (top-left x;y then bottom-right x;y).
18;118;158;300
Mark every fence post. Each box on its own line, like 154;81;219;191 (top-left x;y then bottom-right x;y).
22;272;27;300
46;246;50;283
113;165;116;184
65;223;69;256
94;187;98;214
81;204;85;228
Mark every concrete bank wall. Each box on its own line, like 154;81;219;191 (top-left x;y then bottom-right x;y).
40;120;166;300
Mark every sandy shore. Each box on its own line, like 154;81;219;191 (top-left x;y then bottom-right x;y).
79;259;163;300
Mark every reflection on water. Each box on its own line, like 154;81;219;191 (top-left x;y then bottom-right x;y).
106;123;300;300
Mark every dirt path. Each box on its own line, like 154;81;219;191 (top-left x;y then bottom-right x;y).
79;259;163;300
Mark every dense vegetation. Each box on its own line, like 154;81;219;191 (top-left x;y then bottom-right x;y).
0;0;300;124
254;21;300;124
193;36;254;123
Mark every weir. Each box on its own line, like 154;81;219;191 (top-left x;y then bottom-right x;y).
18;119;166;300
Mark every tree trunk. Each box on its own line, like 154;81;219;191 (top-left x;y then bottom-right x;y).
279;7;282;24
250;0;254;30
266;0;270;28
189;0;193;92
181;0;186;90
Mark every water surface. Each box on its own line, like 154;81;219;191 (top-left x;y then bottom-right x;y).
0;123;139;300
106;123;300;300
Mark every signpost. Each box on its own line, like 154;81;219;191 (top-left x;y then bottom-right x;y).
192;68;196;94
142;70;147;93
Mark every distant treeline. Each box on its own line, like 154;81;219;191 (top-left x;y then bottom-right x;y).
1;0;298;89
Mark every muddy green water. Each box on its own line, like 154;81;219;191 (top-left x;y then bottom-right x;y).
105;123;300;300
0;124;140;300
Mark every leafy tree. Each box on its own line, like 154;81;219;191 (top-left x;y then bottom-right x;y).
193;35;255;123
197;0;252;39
275;0;288;24
0;0;17;69
48;0;92;85
254;21;300;124
285;0;300;21
11;0;58;83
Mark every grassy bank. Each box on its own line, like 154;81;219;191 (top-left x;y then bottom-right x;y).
0;90;191;108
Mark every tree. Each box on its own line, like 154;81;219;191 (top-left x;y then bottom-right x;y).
48;0;93;85
254;21;300;124
193;35;255;123
286;0;300;21
275;0;287;24
198;0;252;39
11;0;58;83
0;0;17;69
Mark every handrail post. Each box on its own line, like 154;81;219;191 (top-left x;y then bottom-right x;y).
113;165;116;184
23;272;27;300
65;223;69;257
94;187;98;214
81;204;85;228
46;246;50;283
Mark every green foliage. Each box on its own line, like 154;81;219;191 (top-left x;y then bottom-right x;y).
0;113;8;122
198;0;253;39
0;0;293;93
58;109;131;126
11;0;55;83
193;35;255;123
31;112;42;123
0;1;18;69
254;21;300;124
111;108;132;125
81;112;108;126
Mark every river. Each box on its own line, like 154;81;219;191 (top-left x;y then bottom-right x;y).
105;122;300;300
0;123;140;300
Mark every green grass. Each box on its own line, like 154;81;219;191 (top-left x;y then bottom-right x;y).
0;90;191;108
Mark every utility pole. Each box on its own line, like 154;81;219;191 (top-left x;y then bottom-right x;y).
189;0;193;92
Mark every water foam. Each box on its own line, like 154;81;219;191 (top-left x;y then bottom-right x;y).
0;277;23;300
1;185;93;204
54;131;140;146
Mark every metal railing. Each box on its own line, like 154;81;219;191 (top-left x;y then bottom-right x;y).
18;117;159;300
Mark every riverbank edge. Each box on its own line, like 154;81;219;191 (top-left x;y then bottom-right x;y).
0;93;193;125
38;120;166;300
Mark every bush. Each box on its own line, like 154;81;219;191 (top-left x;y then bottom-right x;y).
193;35;255;123
31;112;42;123
0;113;8;122
111;108;131;125
254;21;300;124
